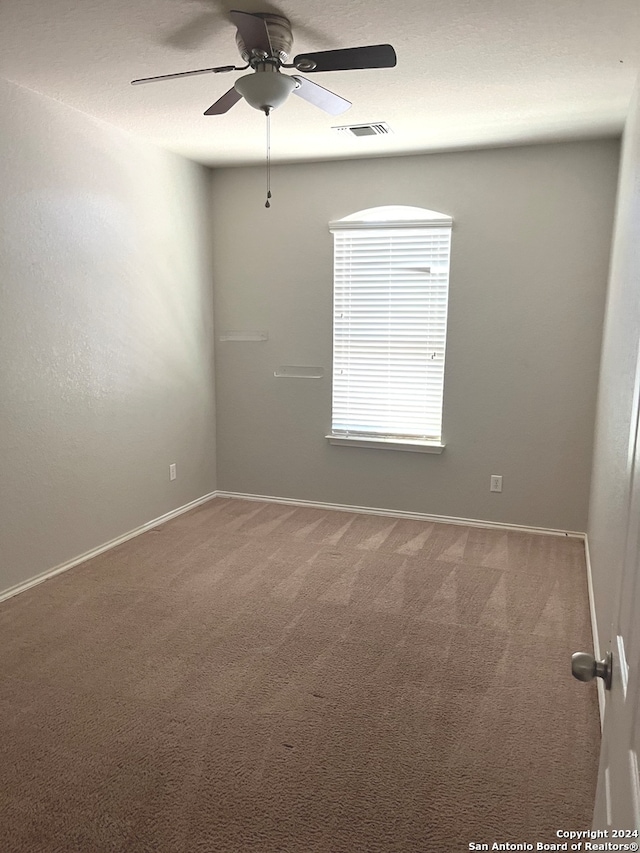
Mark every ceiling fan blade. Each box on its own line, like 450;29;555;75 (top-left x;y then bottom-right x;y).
230;10;272;55
291;76;351;115
131;66;236;85
204;88;243;115
294;44;396;73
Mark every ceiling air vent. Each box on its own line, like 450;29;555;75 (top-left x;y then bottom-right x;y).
332;122;393;137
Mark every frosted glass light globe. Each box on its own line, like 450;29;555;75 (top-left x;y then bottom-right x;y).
234;72;296;112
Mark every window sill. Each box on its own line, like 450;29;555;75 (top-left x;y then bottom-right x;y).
325;435;445;454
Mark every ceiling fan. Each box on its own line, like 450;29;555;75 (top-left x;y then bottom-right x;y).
131;9;397;117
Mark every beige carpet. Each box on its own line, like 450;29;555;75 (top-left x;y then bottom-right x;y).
0;498;599;852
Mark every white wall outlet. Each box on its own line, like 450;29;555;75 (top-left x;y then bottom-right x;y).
490;474;503;493
169;463;177;481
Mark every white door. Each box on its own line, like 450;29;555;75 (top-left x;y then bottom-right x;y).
591;382;640;830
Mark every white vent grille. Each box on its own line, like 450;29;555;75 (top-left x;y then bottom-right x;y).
332;122;393;137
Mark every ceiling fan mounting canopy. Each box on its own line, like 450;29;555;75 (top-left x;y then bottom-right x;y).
130;9;397;117
235;13;293;64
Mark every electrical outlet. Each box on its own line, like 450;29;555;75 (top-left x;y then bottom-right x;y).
490;474;503;493
169;463;177;481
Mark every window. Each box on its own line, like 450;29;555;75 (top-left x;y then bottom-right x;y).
328;205;452;453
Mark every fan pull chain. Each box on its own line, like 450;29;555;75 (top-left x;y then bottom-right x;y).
265;109;272;209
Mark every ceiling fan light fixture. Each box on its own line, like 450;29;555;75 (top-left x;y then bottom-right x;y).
234;71;296;112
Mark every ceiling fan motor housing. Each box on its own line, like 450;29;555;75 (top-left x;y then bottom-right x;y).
235;13;293;63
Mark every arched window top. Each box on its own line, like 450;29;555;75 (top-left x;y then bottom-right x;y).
330;205;452;230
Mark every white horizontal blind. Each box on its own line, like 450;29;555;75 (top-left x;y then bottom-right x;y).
331;223;451;441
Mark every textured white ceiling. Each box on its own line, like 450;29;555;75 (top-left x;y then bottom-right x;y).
1;0;639;165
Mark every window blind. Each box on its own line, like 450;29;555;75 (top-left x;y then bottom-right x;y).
330;223;451;442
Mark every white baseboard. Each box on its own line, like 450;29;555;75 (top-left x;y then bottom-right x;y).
215;490;586;538
0;491;218;604
583;534;605;729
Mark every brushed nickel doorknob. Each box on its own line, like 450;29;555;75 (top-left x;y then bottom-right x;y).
571;651;613;690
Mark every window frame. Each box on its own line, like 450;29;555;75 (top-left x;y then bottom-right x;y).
326;206;452;454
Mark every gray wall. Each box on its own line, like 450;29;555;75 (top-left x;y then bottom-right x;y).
211;140;619;531
588;80;640;646
0;78;216;597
